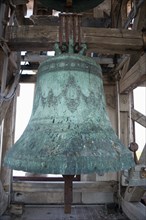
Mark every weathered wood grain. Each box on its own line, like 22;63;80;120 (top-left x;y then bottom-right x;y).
131;109;146;128
0;97;16;186
5;26;145;54
0;181;8;216
124;186;145;202
122;199;146;220
120;53;146;93
12;181;117;193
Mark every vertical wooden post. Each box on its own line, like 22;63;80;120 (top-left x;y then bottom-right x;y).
33;0;38;15
119;93;131;146
0;0;11;125
0;52;8;95
0;2;6;37
0;1;15;214
63;175;74;214
0;96;16;216
0;180;8;216
0;50;11;126
0;96;17;189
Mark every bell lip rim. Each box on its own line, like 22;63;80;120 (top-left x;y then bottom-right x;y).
39;0;105;13
4;161;135;175
4;152;135;175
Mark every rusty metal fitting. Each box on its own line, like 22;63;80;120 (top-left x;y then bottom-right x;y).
129;142;139;152
140;167;146;179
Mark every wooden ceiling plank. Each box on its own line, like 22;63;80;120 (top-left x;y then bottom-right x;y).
82;27;142;38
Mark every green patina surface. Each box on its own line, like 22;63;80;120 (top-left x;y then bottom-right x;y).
39;0;104;12
4;54;135;174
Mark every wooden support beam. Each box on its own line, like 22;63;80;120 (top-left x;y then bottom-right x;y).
21;64;39;71
0;96;16;187
125;1;146;73
121;0;129;28
93;0;111;18
8;52;18;73
121;199;146;220
139;144;146;165
124;186;145;202
5;25;59;51
83;27;144;54
131;109;146;128
132;0;146;31
21;53;120;64
31;15;111;28
0;52;19;125
0;2;6;38
12;181;117;204
20;74;37;83
119;94;131;146
5;26;145;54
0;51;8;95
0;180;8;216
111;0;122;28
33;0;38;15
0;99;12;125
0;50;11;126
12;181;117;193
120;53;146;93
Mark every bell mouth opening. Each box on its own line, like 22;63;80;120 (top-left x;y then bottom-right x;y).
4;122;135;175
39;0;105;13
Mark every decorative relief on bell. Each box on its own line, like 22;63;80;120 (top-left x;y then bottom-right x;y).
37;75;97;113
4;53;135;175
40;58;99;75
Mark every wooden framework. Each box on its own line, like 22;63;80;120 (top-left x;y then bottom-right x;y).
6;26;145;54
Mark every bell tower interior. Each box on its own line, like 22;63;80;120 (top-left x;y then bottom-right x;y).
0;0;146;219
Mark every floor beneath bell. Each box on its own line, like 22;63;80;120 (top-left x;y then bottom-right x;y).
1;205;130;220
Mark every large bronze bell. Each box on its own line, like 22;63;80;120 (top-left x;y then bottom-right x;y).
39;0;105;12
4;51;134;175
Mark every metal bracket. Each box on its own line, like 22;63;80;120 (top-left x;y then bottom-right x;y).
140;167;146;179
59;13;83;53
